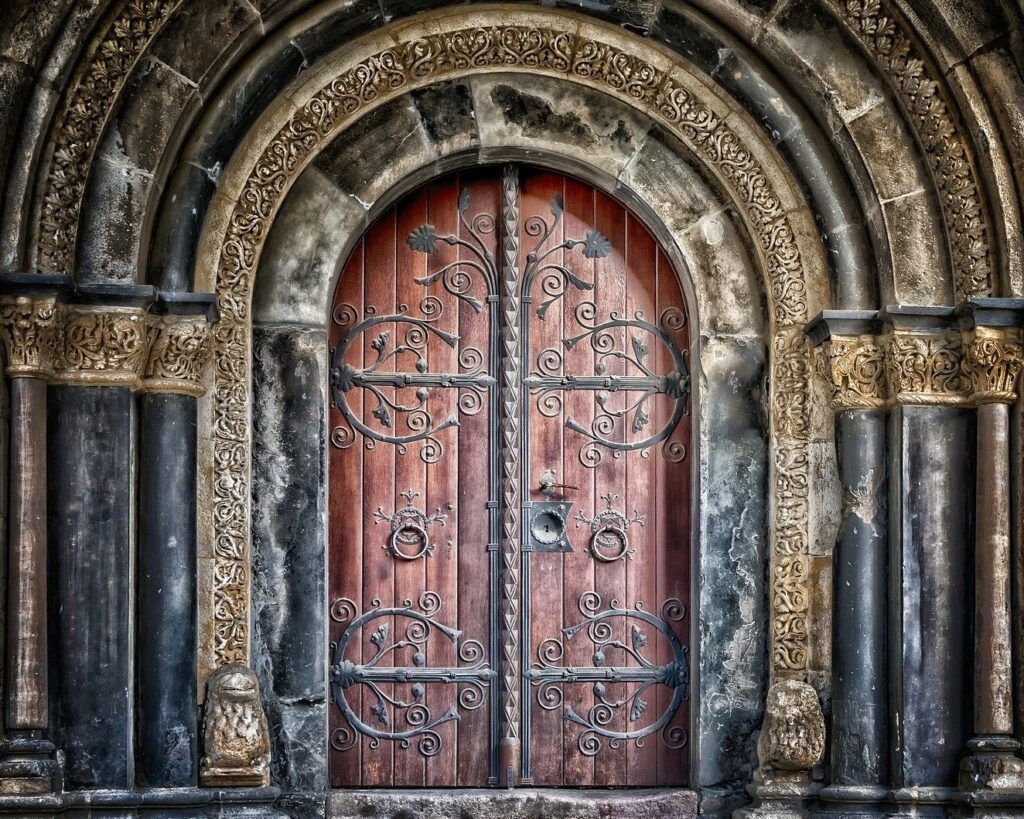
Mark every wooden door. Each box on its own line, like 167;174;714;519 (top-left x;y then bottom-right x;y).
328;166;690;788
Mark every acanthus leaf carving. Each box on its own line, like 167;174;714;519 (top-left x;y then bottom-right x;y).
0;296;63;378
817;334;888;411
963;326;1023;405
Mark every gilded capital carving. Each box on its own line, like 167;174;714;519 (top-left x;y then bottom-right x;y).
0;296;63;378
963;326;1023;405
885;330;970;406
55;305;150;387
141;315;213;397
817;334;888;411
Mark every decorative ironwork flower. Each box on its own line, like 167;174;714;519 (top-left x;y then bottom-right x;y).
663;369;690;400
407;225;438;254
330;363;357;393
657;659;688;690
581;228;613;259
331;659;358;689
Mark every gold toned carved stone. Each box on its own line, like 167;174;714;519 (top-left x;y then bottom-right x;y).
838;0;991;299
817;335;888;411
36;0;183;274
0;296;62;378
141;316;213;397
199;665;270;787
964;326;1023;405
205;12;814;671
885;331;970;406
754;680;825;783
55;306;150;387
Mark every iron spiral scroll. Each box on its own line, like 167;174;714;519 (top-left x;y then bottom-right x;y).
329;592;495;758
526;592;689;757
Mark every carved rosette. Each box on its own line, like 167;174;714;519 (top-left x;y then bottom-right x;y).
55;306;151;387
0;296;63;378
963;326;1023;405
817;334;888;411
885;330;970;406
141;315;213;397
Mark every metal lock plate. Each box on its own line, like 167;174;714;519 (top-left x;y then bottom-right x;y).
528;501;574;553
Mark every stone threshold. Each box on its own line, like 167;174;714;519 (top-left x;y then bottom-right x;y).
328;787;699;818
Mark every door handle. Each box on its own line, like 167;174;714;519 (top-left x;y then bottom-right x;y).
538;469;578;497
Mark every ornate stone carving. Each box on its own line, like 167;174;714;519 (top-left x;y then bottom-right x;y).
773;331;813;440
141;315;213;397
55;306;150;387
755;680;826;784
36;0;183;274
0;296;62;378
963;326;1023;405
205;12;811;675
199;665;270;787
817;335;888;411
838;0;991;299
885;331;970;406
772;444;810;673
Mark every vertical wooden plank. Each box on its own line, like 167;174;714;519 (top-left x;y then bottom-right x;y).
623;213;660;785
454;172;500;786
393;188;429;785
656;244;691;786
522;169;566;786
422;174;458;786
328;242;365;787
592;188;628;787
360;208;397;787
560;176;597;787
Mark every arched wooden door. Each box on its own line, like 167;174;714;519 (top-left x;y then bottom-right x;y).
328;166;691;788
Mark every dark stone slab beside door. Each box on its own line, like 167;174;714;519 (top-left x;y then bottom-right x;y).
50;385;135;789
251;326;327;796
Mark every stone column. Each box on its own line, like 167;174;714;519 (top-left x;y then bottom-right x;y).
807;311;889;805
51;290;153;789
0;292;62;794
883;307;972;800
136;295;214;787
957;299;1024;791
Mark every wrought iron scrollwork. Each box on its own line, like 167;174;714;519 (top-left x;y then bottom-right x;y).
330;592;495;758
576;493;645;563
330;299;493;463
526;304;690;467
374;489;451;560
521;193;612;318
526;592;689;757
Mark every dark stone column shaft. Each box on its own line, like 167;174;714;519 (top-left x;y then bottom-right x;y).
6;377;47;731
137;392;198;787
888;406;971;787
831;409;887;786
52;385;134;789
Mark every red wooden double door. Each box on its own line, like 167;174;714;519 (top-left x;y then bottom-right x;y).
328;166;691;788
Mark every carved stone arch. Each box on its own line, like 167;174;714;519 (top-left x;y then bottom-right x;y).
191;8;834;741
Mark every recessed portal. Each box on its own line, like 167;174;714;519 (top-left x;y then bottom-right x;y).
327;166;692;788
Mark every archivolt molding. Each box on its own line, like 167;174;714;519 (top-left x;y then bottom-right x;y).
198;8;821;682
33;0;183;275
835;0;993;300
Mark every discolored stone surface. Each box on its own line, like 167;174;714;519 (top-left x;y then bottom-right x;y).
251;326;328;795
329;787;698;818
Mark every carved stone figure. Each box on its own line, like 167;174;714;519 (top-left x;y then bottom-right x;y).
755;680;825;784
199;665;270;787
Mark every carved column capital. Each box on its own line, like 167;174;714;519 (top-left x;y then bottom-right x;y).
817;334;888;411
141;314;213;397
54;305;151;387
962;326;1023;405
0;296;63;379
884;329;970;407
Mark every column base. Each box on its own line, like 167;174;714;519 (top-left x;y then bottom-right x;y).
0;737;62;795
960;736;1024;790
733;777;821;819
